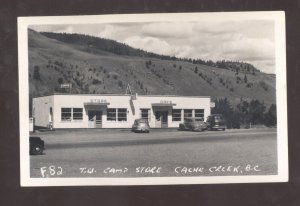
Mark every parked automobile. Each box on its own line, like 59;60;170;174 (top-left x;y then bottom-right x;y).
206;114;226;131
30;136;45;155
132;119;150;133
179;117;207;132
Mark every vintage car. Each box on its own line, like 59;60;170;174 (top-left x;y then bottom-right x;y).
30;136;45;155
132;119;150;133
179;117;207;132
206;114;226;131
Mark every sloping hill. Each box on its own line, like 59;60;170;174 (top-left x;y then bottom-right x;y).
28;29;276;106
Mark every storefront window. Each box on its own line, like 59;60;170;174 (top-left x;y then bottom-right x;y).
118;108;127;121
73;108;83;120
172;109;181;121
195;109;204;121
141;109;150;120
184;109;193;120
61;108;72;121
107;108;117;121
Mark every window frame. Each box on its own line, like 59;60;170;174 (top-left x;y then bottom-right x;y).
141;108;150;121
61;108;72;121
195;109;204;121
172;109;182;121
184;109;193;120
107;108;117;121
117;108;127;122
73;108;83;120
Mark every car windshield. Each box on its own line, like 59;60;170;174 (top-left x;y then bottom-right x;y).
137;119;148;123
214;116;223;121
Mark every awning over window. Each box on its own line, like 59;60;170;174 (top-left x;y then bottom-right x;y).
152;103;177;107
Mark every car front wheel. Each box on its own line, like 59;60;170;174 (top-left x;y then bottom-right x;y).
31;144;43;155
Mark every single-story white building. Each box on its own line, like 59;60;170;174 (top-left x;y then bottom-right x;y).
32;93;212;129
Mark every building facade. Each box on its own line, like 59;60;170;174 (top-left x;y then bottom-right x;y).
32;93;212;129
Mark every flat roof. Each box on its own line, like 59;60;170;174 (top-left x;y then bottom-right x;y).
33;93;210;98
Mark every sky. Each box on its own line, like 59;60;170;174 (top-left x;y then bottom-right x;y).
30;20;275;74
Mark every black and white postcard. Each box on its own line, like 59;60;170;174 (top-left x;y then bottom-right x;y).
18;12;288;186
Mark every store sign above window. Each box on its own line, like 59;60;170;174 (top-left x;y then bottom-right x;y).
90;99;107;103
160;100;172;104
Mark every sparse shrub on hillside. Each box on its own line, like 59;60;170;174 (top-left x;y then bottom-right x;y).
198;72;203;77
113;75;118;80
58;77;63;84
230;88;234;92
244;75;248;83
103;69;107;73
92;79;102;84
259;81;268;91
163;68;165;72
236;76;241;84
118;80;123;88
145;60;152;68
179;65;182;70
33;65;41;80
246;83;253;88
194;67;198;74
76;71;80;77
173;63;176;68
235;68;239;75
106;74;110;78
219;77;224;84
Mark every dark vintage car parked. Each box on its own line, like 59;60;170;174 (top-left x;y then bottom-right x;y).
206;114;226;131
179;117;207;132
30;136;45;155
132;119;150;133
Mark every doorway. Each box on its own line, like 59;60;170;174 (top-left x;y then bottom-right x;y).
88;111;102;128
155;111;168;128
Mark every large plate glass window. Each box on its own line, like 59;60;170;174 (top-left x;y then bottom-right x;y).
107;108;117;121
172;109;181;121
61;108;72;121
118;108;127;121
195;109;204;121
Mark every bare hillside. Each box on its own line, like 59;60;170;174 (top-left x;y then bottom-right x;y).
28;29;276;106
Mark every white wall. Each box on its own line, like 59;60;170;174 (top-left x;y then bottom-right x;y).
32;96;54;128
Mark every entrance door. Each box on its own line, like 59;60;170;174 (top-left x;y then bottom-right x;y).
88;111;102;128
155;111;168;128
